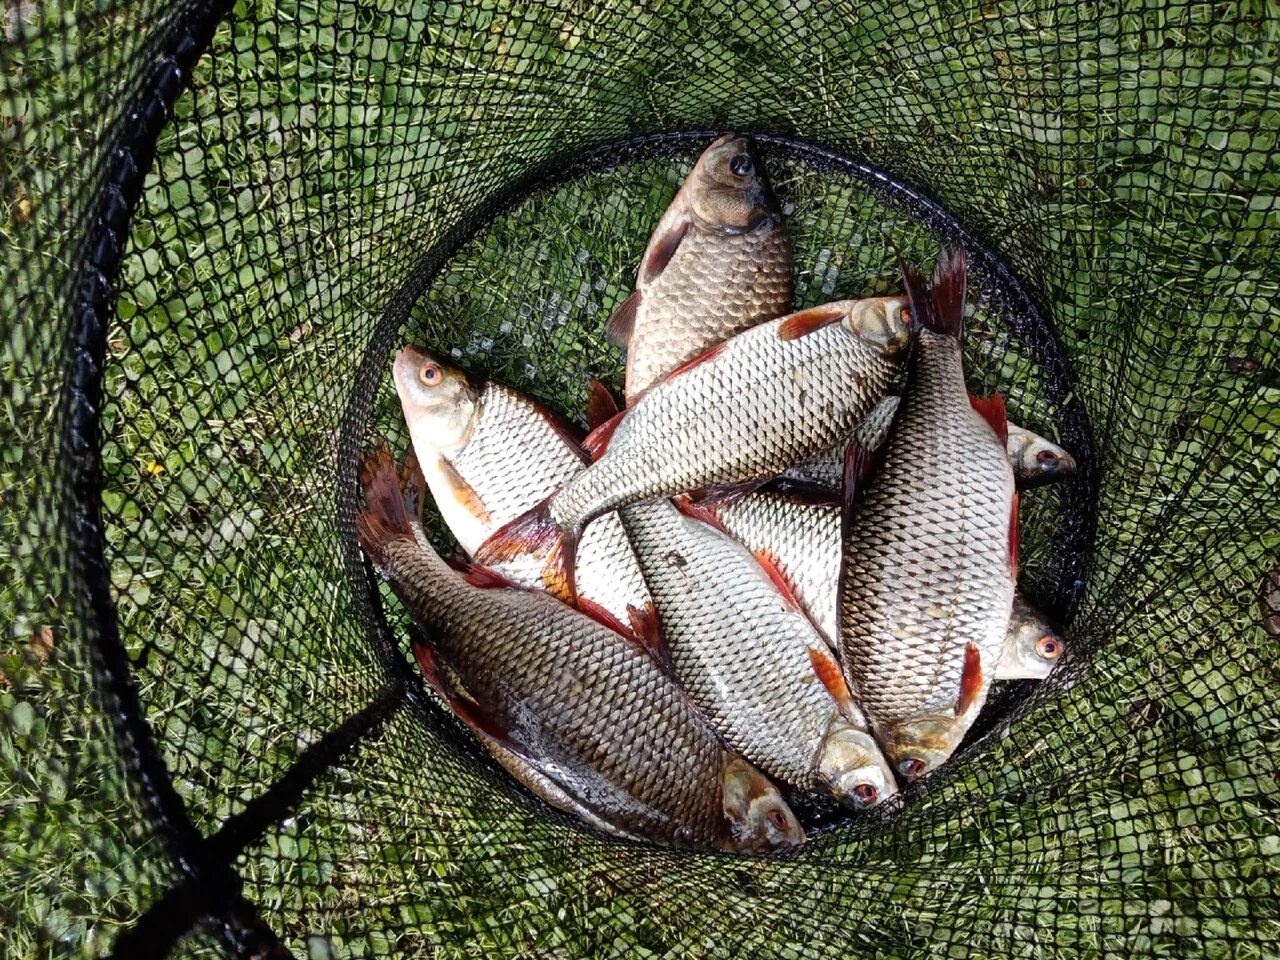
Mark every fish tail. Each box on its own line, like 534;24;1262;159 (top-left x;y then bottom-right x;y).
356;444;415;570
473;495;580;605
900;245;967;339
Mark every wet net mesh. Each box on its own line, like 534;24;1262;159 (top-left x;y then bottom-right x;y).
3;0;1279;957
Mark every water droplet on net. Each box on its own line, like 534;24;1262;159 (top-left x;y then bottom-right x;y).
524;363;538;380
450;347;463;359
498;320;513;334
479;336;494;352
575;248;590;264
521;333;534;347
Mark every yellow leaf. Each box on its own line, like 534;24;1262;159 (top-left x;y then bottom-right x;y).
145;460;166;476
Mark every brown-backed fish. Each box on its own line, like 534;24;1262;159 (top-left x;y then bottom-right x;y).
838;248;1018;780
475;296;911;601
356;447;802;852
392;345;652;623
608;134;792;402
620;499;896;809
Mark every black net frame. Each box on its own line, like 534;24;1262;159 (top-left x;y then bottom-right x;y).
2;0;1278;958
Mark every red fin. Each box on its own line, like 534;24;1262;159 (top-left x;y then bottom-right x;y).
443;553;470;573
356;444;415;569
626;602;666;662
808;646;856;717
585;377;620;432
411;639;511;745
659;340;727;383
605;291;641;348
460;563;519;590
1008;490;1020;581
672;494;730;534
582;408;625;461
900;246;967;338
777;305;847;341
955;642;983;716
438;456;493;524
641;218;691;284
968;391;1009;444
473;496;579;605
753;548;805;613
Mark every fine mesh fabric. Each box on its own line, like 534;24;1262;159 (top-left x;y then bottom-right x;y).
2;1;1279;958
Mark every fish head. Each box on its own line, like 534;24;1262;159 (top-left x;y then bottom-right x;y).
882;715;967;780
1009;429;1077;486
1002;596;1065;680
845;296;912;357
817;722;898;811
392;345;482;456
720;754;805;852
687;135;778;236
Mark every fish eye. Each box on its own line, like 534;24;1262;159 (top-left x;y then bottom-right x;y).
729;153;754;177
898;758;926;778
1036;449;1059;465
1037;635;1062;659
853;784;878;806
419;363;443;386
766;809;789;831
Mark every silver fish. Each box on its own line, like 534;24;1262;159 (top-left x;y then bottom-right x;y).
392;345;652;623
839;248;1018;780
475;297;911;601
620;499;896;809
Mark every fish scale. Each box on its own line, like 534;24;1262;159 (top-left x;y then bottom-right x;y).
839;257;1017;776
547;304;908;536
384;537;729;845
625;225;792;397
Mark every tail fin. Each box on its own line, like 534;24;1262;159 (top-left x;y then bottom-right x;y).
357;444;415;570
473;495;580;605
900;246;967;339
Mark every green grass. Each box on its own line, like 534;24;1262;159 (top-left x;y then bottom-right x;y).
3;0;1280;957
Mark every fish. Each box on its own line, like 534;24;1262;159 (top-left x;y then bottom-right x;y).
392;345;653;625
607;134;792;402
780;397;1076;490
356;446;803;852
998;592;1066;680
619;499;896;809
475;296;912;602
697;487;1060;679
838;247;1018;780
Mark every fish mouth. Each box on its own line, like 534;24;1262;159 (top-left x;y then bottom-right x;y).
885;716;966;779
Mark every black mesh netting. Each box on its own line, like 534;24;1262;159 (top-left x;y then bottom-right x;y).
3;0;1279;957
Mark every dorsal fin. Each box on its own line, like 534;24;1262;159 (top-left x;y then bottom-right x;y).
626;602;667;664
605;290;641;348
777;305;847;341
955;642;983;716
808;646;857;718
969;391;1009;444
840;439;884;544
582;408;626;461
657;340;727;384
641;218;691;285
1008;489;1020;581
585;377;620;431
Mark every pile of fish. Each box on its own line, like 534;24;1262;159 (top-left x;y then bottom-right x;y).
356;135;1076;853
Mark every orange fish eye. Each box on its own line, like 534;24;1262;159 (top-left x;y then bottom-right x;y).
1036;449;1058;465
853;784;878;806
419;363;443;386
1037;635;1062;660
766;809;789;831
